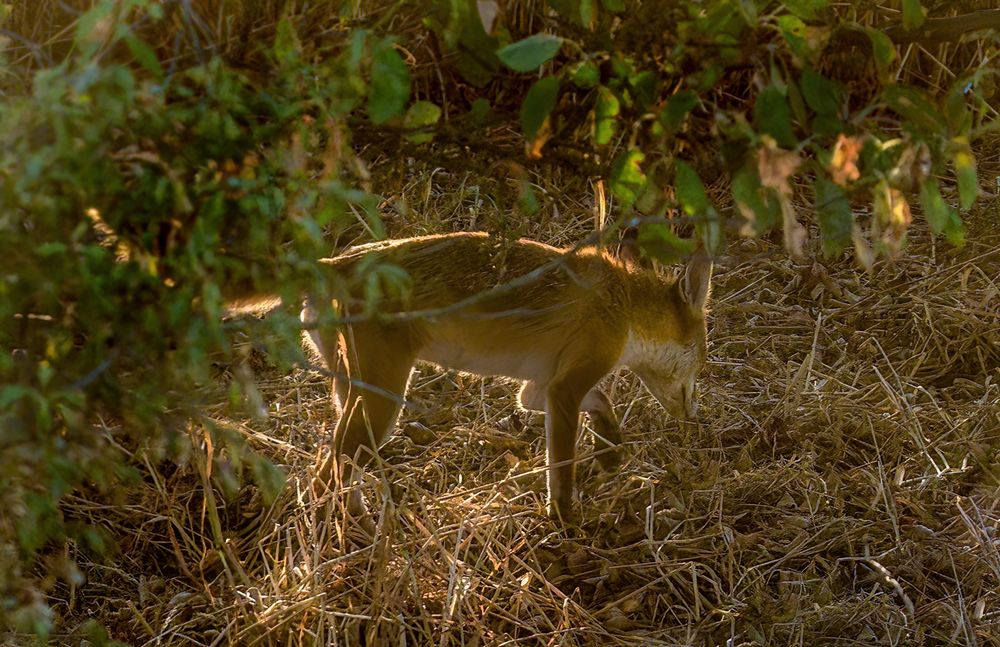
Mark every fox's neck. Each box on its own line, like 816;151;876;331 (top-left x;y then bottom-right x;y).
618;269;687;368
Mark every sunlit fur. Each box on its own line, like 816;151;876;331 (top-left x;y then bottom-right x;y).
264;232;713;523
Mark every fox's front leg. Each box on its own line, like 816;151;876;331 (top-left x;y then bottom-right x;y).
519;382;622;472
543;380;586;523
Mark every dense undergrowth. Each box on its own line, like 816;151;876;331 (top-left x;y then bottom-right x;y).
1;0;998;643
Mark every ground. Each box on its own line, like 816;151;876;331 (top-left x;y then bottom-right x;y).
45;166;1000;646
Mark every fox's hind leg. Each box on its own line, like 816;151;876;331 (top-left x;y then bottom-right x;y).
580;389;622;471
313;321;418;534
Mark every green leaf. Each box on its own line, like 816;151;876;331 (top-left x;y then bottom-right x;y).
403;101;442;143
368;40;410;124
781;0;827;21
570;60;600;88
74;1;116;57
250;455;286;505
660;91;698;133
601;0;625;12
943;88;972;135
273;16;302;66
36;242;68;257
953;144;978;210
469;97;492;126
609;149;646;206
124;34;164;79
919;178;964;245
594;85;619;145
520;75;560;141
881;85;944;135
675;160;710;216
579;0;595;28
902;0;925;31
672;160;723;256
637;223;696;264
866;28;897;72
755;83;796;148
814;178;852;256
800;68;841;117
628;71;658;110
497;34;563;72
777;14;809;60
732;165;779;234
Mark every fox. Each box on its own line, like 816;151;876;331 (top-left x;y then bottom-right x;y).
245;231;713;523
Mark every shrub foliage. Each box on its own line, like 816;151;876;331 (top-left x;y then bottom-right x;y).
0;0;995;637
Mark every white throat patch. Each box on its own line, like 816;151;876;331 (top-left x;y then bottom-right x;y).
619;329;694;374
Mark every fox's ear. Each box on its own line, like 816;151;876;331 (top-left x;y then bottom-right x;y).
681;246;713;311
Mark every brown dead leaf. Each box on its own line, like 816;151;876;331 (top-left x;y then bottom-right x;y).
757;137;800;197
874;182;912;256
829;134;863;186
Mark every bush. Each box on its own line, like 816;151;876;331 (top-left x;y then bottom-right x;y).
1;0;995;638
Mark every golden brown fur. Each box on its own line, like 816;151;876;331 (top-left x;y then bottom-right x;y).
290;232;713;524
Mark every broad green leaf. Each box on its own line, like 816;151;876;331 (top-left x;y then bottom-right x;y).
800;68;841;117
866;28;897;72
660;91;698;133
732;165;779;234
36;242;68;257
781;0;827;21
637;223;695;264
497;34;563;72
943;88;972;135
547;0;585;26
368;40;410;124
579;0;595;28
273;16;302;66
124;34;164;79
881;85;944;135
518;174;540;214
250;455;286;505
735;0;758;26
594;85;619;145
675;160;710;216
469;97;492;126
403;101;441;143
902;0;925;31
609;149;646;206
628;71;658;110
601;0;625;12
520;76;560;141
777;14;809;60
755;84;796;148
919;178;948;234
919;178;964;245
74;1;116;57
815;178;852;256
570;60;600;88
952;144;978;210
674;161;722;255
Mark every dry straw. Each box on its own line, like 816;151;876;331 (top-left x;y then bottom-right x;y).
47;162;999;645
4;1;999;644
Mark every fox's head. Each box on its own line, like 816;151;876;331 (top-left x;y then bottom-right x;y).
623;247;713;420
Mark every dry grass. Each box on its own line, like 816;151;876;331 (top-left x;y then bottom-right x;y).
21;162;997;646
3;2;999;645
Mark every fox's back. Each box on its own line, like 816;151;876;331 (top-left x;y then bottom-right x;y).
320;232;633;380
321;232;626;314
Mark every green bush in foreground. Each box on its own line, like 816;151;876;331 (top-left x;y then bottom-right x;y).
1;0;994;638
0;2;402;634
